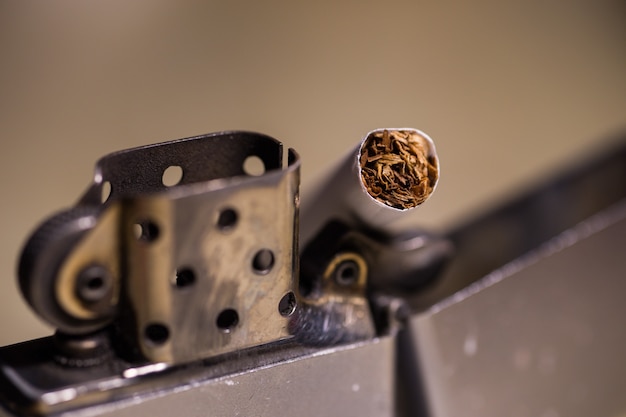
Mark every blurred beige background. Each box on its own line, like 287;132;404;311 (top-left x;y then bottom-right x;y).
0;1;625;345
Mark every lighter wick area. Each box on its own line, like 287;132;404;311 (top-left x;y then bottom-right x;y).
359;129;439;209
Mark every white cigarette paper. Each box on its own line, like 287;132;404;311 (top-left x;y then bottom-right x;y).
300;128;439;246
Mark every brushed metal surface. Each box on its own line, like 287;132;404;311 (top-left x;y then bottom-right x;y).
94;338;394;417
411;205;626;417
18;338;393;417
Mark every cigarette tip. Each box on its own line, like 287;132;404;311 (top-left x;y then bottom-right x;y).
359;128;439;210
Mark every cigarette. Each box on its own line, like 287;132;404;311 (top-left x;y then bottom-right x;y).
300;128;439;246
359;129;439;210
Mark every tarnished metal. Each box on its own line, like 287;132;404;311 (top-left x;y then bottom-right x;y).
17;131;302;364
294;250;376;346
18;206;114;335
56;206;121;323
121;147;300;364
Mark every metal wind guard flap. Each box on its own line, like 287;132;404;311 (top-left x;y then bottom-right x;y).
18;131;301;365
